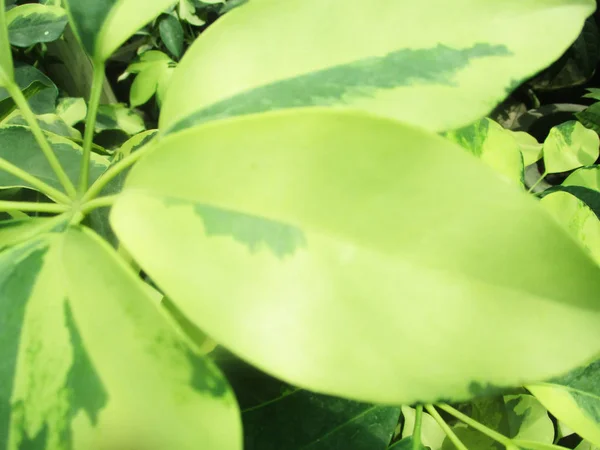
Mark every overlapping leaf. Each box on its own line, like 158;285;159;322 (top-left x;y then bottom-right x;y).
111;110;600;404
64;0;178;62
0;225;242;450
528;359;600;447
542;120;599;173
159;0;595;133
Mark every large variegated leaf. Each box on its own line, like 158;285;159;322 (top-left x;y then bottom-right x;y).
111;110;600;404
159;0;595;134
0;225;242;450
528;359;600;447
64;0;177;62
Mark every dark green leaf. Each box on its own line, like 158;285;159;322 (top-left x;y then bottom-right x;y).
6;4;68;47
159;14;184;59
0;64;57;114
217;351;400;450
0;80;47;121
577;103;600;134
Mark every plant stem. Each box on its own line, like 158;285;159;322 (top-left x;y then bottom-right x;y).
81;138;157;202
6;81;77;198
437;403;514;448
412;405;424;450
80;195;119;214
527;170;548;194
79;63;105;194
0;200;68;213
0;156;71;204
425;405;468;450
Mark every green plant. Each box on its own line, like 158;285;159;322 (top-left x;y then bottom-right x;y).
3;0;600;449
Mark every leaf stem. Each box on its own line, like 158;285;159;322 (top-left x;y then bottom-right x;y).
0;200;68;213
437;403;514;448
425;405;468;450
527;170;548;194
0;156;71;203
5;81;77;198
80;194;119;214
412;405;424;450
81;137;157;202
79;63;105;193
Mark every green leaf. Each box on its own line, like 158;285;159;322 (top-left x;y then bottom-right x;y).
95;104;145;135
584;88;600;101
6;4;68;47
564;165;600;191
576;441;600;450
64;0;178;62
217;351;400;450
441;395;553;450
543;121;599;173
0;226;243;449
444;118;524;186
540;191;600;265
539;185;600;221
0;215;67;251
159;0;595;134
528;359;600;447
577;103;600;134
0;126;108;192
0;3;14;87
0;64;58;115
179;0;205;26
159;13;184;59
56;97;87;126
401;406;445;450
111;110;600;404
508;130;543;167
389;437;429;450
0;80;48;122
5;112;82;140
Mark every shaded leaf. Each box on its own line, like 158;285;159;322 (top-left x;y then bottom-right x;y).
389;436;429;450
577;102;600;134
159;13;184;59
217;351;399;450
0;81;47;122
0;126;108;193
159;0;595;133
5;112;82;140
111;110;600;404
6;4;68;47
401;406;445;450
95;104;145;135
542;121;599;173
0;64;57;115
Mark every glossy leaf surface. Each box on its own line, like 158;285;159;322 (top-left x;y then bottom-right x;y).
6;4;68;47
64;0;177;61
160;0;595;133
529;359;600;447
0;226;242;449
112;110;600;404
543;120;599;173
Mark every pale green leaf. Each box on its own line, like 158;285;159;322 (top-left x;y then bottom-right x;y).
95;104;145;135
576;441;600;450
0;4;14;86
159;0;595;133
111;110;600;404
5;112;82;140
0;227;243;449
563;165;600;190
179;0;205;26
529;359;600;447
0;126;109;192
64;0;177;62
389;437;428;450
56;97;87;126
540;191;600;265
444;118;524;186
543;121;599;173
130;66;164;107
508;130;543;166
6;4;68;47
401;406;445;450
0;216;67;251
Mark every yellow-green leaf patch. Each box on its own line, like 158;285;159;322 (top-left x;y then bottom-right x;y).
543;120;599;174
